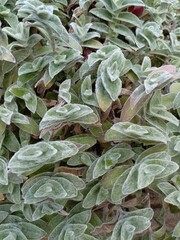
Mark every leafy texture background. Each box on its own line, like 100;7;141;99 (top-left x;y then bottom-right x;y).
0;0;180;239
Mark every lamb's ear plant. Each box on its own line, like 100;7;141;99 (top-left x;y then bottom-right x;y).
0;0;179;239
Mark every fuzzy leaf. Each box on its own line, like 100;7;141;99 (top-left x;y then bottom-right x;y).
8;141;79;175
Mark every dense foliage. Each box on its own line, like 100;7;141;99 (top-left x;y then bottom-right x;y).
0;0;180;239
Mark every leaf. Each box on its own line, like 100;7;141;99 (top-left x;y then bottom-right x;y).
0;222;46;240
172;221;180;237
68;152;96;166
87;145;134;180
14;117;39;136
67;134;97;151
0;106;13;125
83;183;108;208
3;130;20;152
90;8;113;22
32;201;64;221
40;103;99;130
105;122;168;144
82;39;103;49
0;157;8;185
115;12;142;28
0;46;16;63
164;191;180;208
58;79;71;104
9;86;37;113
95;48;125;111
111;208;153;240
158;182;177;196
8;141;79;175
22;173;84;204
81;75;99;107
144;65;176;94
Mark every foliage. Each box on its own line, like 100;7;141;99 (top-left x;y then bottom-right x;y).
0;0;180;239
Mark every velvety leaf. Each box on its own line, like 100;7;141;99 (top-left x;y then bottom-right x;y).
8;141;79;175
3;130;20;152
83;183;108;208
164;191;180;208
0;157;8;185
58;79;71;104
172;221;180;237
105;122;168;144
0;222;46;240
111;208;153;240
115;12;142;28
87;145;134;180
0;106;13;125
90;8;113;22
40;104;99;130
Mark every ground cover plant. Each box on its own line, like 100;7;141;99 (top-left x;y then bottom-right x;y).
0;0;180;239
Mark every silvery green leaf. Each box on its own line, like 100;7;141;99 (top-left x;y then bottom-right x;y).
11;113;30;125
70;22;100;42
172;175;180;190
120;85;152;122
81;75;98;107
49;206;91;240
111;168;131;203
0;211;9;223
96;49;125;111
164;191;180;208
0;157;8;185
48;49;81;79
16;0;69;44
88;145;134;179
18;56;52;75
14;116;39;135
172;221;180;237
141;56;151;71
111;24;136;44
0;106;13;125
64;224;87;239
95;76;113;112
122;154;178;195
0;222;46;240
111;208;153;240
8;141;79;175
2;22;29;41
82;39;103;49
148;90;179;126
36;97;47;117
67;134;97;151
58;79;71;104
115;12;142;28
83;183;108;208
40;104;98;130
173;92;180;109
3;130;20;152
22;174;80;204
0;46;16;63
87;45;118;67
68;152;96;167
6;184;21;204
158;182;177;196
105;122;168;144
144;65;176;94
79;0;92;10
54;172;85;190
118;0;145;9
32;201;64;221
90;8;113;22
90;22;109;34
